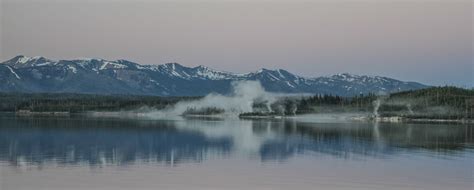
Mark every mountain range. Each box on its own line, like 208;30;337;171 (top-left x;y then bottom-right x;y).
0;55;428;96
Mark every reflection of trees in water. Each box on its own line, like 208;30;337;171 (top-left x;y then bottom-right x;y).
0;116;472;166
0;117;232;167
257;121;474;161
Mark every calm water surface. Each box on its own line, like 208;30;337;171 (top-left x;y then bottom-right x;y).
0;114;473;190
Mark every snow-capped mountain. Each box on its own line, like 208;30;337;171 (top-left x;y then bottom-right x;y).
0;55;428;96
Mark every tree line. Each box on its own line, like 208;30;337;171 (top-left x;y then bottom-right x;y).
0;86;472;119
0;93;195;113
296;86;473;119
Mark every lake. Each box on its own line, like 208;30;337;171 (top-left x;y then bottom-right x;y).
0;113;473;190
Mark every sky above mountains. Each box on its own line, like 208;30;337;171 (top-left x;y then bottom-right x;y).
1;0;472;87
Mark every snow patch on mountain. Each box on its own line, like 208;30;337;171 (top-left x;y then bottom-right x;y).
18;56;34;64
99;61;128;70
6;66;21;79
190;65;237;80
67;65;77;74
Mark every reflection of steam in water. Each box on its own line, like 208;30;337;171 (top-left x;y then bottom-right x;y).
174;119;281;156
372;120;386;150
291;113;366;123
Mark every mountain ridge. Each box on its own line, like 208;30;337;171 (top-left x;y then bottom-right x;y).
0;55;428;96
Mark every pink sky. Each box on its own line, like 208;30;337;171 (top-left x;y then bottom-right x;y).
1;0;472;87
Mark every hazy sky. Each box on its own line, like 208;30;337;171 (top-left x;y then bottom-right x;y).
1;0;472;87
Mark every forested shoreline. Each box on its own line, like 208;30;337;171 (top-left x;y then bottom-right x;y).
245;86;474;120
0;93;196;113
295;86;474;119
0;86;473;120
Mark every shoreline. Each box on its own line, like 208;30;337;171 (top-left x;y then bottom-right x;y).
351;115;473;124
5;111;473;124
15;110;70;117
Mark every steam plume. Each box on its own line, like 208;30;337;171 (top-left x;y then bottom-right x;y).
145;81;277;118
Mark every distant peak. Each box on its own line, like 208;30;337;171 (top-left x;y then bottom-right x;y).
195;65;209;69
116;59;133;63
31;56;45;59
73;57;97;61
256;68;271;73
15;55;45;59
195;65;217;72
334;73;388;78
253;68;290;75
327;73;365;79
13;55;26;59
163;62;182;67
335;73;356;76
2;55;26;64
9;55;49;64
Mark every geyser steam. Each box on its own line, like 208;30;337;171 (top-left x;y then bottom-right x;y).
373;99;381;118
146;81;277;118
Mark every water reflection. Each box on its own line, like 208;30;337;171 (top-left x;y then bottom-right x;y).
0;114;472;167
259;121;473;161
